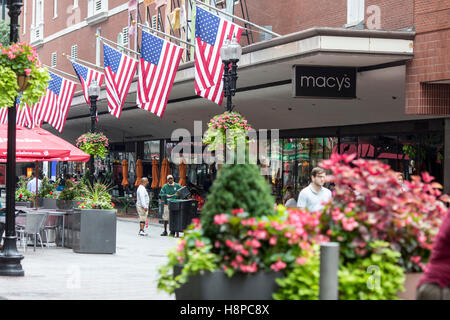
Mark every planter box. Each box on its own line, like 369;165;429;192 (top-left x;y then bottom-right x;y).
397;272;423;300
174;267;282;300
16;201;33;208
57;200;79;210
71;209;117;254
42;198;58;209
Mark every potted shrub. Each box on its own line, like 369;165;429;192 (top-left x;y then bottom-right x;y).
318;153;449;299
0;42;50;108
39;177;59;209
71;182;117;254
57;178;85;209
15;177;34;207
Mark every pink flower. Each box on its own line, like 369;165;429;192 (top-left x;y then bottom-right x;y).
269;237;277;245
195;239;205;248
270;259;287;272
231;208;244;215
176;239;186;252
24;68;31;76
214;213;228;225
296;257;308;265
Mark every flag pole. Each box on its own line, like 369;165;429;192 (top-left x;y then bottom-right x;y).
95;34;141;56
132;21;194;48
193;0;281;38
62;53;105;71
43;65;81;82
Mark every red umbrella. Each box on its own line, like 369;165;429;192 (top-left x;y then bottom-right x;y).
0;124;71;159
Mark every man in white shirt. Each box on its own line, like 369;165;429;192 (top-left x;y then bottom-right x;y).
136;177;150;236
297;167;332;212
26;174;42;194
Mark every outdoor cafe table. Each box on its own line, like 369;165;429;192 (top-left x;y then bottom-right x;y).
15;208;68;248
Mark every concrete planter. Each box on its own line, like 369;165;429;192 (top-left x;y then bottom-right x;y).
174;267;282;300
397;272;423;300
57;200;79;210
42;198;58;209
16;201;33;208
71;209;117;254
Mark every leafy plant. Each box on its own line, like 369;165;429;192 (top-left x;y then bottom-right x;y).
58;179;84;201
38;177;58;199
15;187;34;202
76;132;109;159
77;182;115;210
0;19;9;46
0;42;50;107
319;153;449;272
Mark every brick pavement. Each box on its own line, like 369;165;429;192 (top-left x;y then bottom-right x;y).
0;218;179;300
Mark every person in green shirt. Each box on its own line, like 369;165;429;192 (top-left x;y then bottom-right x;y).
159;175;182;236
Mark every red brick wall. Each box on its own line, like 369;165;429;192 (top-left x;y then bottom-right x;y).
405;0;450;115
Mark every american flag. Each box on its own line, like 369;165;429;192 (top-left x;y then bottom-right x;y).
194;6;243;105
0;97;34;128
137;31;183;118
71;61;104;105
103;43;138;119
33;72;77;132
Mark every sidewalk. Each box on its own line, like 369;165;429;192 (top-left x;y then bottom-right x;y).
0;219;178;300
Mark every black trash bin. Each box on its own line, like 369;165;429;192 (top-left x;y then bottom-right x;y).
168;199;198;233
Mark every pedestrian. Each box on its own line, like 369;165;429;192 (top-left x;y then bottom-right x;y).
26;171;42;194
159;174;182;237
283;186;297;208
416;208;450;300
397;172;407;191
297;167;332;212
136;177;150;236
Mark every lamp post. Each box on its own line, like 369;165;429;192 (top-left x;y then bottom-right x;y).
0;0;24;277
88;80;100;185
220;36;242;112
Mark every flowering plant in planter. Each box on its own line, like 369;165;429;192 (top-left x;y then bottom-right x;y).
202;111;252;151
39;177;58;199
157;205;323;295
77;182;114;210
319;153;450;272
76;132;109;159
15;187;34;202
0;42;50;107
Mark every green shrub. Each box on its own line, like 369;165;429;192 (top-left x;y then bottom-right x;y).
200;163;275;240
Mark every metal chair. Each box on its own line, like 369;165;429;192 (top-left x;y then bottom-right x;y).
43;214;58;247
16;213;48;252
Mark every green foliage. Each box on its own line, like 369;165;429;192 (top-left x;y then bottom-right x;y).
0;20;9;45
15;187;34;202
157;226;219;294
58;179;84;201
78;181;114;210
273;241;405;300
338;241;405;300
273;246;320;300
0;42;50;107
76;132;109;158
200;163;275;240
38;177;57;199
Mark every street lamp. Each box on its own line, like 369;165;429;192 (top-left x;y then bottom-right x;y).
0;0;24;277
220;35;242;112
88;80;100;184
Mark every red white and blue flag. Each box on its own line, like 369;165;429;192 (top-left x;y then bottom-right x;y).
0;98;36;128
32;72;77;132
103;43;138;119
71;61;104;105
137;30;183;118
194;6;243;105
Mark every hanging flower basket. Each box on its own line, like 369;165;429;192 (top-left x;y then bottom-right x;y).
76;132;109;159
202;111;253;151
0;42;50;107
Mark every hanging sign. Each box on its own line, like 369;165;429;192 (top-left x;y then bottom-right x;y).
293;66;357;99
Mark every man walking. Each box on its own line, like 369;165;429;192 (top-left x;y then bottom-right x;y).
26;172;42;194
297;167;332;212
159;175;182;237
136;177;150;236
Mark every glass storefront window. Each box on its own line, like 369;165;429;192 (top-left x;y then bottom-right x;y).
144;140;160;160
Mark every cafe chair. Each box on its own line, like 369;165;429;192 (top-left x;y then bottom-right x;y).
16;213;48;252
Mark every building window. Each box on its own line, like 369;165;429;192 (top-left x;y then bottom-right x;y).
151;13;162;31
73;0;78;8
51;52;57;67
53;0;57;18
259;26;273;42
96;28;101;66
122;27;129;46
71;45;78;59
347;0;365;26
31;0;44;44
87;0;108;17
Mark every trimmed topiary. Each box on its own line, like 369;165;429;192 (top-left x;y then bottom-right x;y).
200;163;275;240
